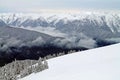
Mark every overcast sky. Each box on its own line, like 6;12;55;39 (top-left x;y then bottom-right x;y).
0;0;120;12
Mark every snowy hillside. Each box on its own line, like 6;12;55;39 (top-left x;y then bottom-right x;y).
19;43;120;80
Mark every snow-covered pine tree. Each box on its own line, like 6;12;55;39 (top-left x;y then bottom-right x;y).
0;57;49;80
43;60;49;69
35;57;43;73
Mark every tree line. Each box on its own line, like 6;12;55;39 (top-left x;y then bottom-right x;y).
0;58;48;80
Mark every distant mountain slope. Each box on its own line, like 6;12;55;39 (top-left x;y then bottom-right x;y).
0;19;7;26
0;26;55;44
0;26;63;66
19;43;120;80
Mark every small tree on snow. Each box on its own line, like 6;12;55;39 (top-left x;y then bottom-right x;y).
43;60;48;69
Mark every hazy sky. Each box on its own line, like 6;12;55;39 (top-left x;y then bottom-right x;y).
0;0;120;12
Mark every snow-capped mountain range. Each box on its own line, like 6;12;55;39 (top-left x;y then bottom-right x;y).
0;11;120;40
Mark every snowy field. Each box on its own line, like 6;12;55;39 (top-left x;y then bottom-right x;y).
19;43;120;80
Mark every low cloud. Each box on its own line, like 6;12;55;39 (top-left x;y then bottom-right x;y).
31;36;46;46
19;26;67;37
78;39;97;48
53;36;97;49
0;33;97;52
0;37;21;51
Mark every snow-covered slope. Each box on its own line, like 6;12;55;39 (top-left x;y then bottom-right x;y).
19;43;120;80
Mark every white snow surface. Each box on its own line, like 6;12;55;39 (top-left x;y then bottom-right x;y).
19;43;120;80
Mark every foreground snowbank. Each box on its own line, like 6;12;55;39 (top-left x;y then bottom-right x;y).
20;43;120;80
